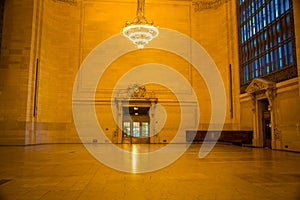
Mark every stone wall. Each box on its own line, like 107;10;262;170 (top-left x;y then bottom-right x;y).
239;0;300;151
0;0;278;145
35;0;81;143
0;0;34;144
276;79;300;151
294;0;300;97
0;0;5;55
76;0;240;143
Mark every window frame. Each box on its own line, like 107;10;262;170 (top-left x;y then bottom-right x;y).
238;0;298;93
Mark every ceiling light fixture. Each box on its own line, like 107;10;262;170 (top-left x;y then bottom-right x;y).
122;0;159;49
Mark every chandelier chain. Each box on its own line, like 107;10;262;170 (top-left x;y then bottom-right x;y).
137;0;146;18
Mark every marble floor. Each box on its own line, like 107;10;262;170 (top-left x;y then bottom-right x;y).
0;143;299;200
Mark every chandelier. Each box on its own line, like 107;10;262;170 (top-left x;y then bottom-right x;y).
122;0;159;49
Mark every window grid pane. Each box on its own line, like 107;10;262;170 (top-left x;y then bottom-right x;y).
123;122;131;137
142;122;149;137
238;0;297;93
133;122;140;137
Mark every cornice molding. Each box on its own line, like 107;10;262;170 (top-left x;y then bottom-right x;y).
192;0;230;12
245;78;276;95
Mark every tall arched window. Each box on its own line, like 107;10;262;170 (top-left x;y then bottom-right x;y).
238;0;297;93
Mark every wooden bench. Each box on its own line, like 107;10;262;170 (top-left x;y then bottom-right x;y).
186;130;253;145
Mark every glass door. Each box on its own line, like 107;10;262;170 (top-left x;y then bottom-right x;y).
122;121;131;143
133;122;140;137
122;121;150;143
141;122;149;137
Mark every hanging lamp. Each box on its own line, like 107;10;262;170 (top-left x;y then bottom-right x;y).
122;0;159;49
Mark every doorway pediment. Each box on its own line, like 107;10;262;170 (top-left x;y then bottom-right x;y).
245;78;275;94
114;84;158;105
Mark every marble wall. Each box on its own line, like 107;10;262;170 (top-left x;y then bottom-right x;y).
0;0;34;144
0;0;298;148
35;0;81;143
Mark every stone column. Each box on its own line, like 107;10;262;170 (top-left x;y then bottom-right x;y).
117;100;123;144
265;88;280;149
249;94;259;146
0;0;35;145
292;0;300;97
150;101;156;144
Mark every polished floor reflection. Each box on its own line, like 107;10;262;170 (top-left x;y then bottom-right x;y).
0;144;299;199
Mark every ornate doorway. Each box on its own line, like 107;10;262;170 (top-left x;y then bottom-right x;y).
246;78;279;149
113;85;158;144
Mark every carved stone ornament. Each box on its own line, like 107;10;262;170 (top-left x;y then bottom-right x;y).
245;78;275;95
52;0;77;6
192;0;230;12
127;84;148;99
246;78;276;112
249;93;256;113
265;88;275;109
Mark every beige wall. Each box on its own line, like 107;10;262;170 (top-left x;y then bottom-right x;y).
191;0;241;130
0;0;257;144
0;0;298;147
294;0;300;96
77;0;241;143
291;0;300;151
0;0;34;144
274;0;300;152
276;79;300;152
35;0;81;143
239;97;253;130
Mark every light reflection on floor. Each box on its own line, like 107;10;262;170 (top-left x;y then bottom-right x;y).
115;143;168;153
0;143;299;199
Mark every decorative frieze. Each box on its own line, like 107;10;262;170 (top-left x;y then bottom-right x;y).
246;78;276;112
245;78;276;94
192;0;230;12
52;0;78;6
127;84;147;99
265;88;275;109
